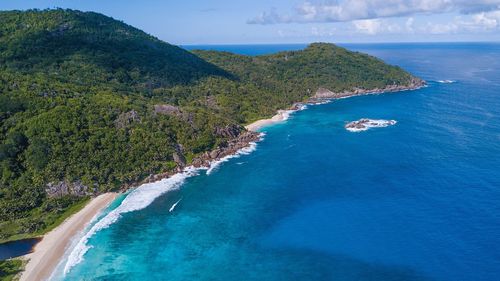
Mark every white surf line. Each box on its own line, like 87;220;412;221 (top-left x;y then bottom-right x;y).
436;79;456;84
206;141;258;175
61;139;261;275
62;168;199;275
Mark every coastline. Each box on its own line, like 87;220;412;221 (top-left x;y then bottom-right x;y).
20;193;118;281
17;82;425;280
21;131;261;279
245;82;426;132
245;110;294;132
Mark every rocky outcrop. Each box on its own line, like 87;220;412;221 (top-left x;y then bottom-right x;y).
172;143;187;167
153;104;195;127
115;110;141;129
214;124;243;138
154;104;181;115
312;78;426;100
191;131;260;167
345;119;397;132
50;77;425;197
45;181;95;198
205;95;219;109
131;129;261;188
71;79;424;195
50;22;72;36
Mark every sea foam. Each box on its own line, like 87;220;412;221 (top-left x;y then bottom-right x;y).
206;141;257;175
279;110;294;121
63;141;259;275
345;119;397;132
62;169;197;274
436;80;456;84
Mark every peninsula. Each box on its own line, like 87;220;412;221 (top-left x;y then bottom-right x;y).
0;9;424;279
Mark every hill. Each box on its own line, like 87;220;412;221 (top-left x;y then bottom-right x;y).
0;9;423;242
0;9;230;91
192;43;421;122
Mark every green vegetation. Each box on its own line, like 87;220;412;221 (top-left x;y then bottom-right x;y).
0;197;88;243
0;259;24;281
192;45;416;122
0;9;420;242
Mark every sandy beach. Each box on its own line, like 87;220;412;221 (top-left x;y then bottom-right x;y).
20;193;118;281
16;84;424;280
245;82;426;133
245;110;293;132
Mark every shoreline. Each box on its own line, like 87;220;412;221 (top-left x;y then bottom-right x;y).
20;193;118;281
50;140;263;277
245;110;294;132
19;132;261;280
245;82;426;132
16;82;425;279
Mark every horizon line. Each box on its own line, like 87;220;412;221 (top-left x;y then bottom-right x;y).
181;41;500;47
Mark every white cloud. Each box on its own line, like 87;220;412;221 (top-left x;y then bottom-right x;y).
424;21;459;34
352;19;382;35
406;17;415;32
347;11;500;36
422;10;500;34
351;18;405;35
472;10;500;29
310;26;337;36
248;0;500;24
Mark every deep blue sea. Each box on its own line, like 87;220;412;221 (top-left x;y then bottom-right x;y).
54;43;500;281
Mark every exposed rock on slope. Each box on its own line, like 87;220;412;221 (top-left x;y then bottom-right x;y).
313;77;425;99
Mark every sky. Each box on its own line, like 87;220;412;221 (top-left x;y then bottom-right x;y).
1;0;500;45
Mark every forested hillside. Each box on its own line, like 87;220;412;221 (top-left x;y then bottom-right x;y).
192;44;418;122
0;9;422;241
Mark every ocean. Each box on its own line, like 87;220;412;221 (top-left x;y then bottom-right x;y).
53;43;500;281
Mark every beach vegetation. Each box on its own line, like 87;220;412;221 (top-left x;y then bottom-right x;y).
0;259;24;281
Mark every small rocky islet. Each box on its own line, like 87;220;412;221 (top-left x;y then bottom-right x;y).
345;119;397;132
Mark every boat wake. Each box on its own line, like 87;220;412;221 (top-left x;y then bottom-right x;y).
63;141;259;275
169;198;182;212
62;169;197;274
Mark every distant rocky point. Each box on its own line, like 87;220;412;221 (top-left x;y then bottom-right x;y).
313;77;425;100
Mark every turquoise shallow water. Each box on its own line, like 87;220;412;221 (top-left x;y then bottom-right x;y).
55;43;500;281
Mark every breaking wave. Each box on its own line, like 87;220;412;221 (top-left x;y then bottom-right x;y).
63;140;260;275
206;141;257;175
62;168;198;274
436;80;456;84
